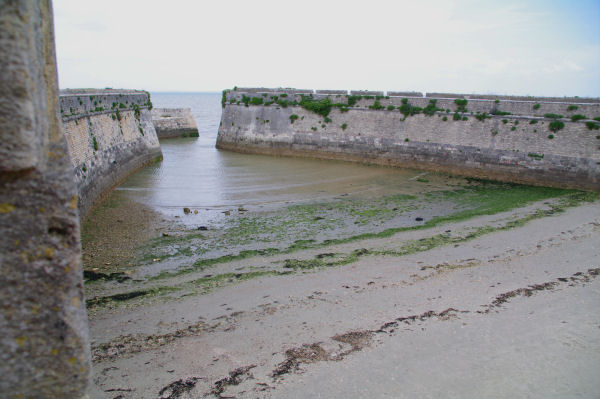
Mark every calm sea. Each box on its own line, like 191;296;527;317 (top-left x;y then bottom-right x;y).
115;92;459;225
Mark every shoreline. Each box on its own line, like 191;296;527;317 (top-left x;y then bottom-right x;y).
83;186;600;398
81;190;177;276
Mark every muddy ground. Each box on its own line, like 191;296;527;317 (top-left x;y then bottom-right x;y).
83;185;600;398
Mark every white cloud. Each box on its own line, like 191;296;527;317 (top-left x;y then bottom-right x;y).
542;60;584;73
52;0;600;96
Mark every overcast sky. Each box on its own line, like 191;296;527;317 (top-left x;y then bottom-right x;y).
53;0;600;96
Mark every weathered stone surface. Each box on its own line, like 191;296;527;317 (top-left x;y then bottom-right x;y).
0;0;49;172
387;91;423;97
350;90;384;96
426;92;600;103
0;1;90;397
60;90;162;218
152;107;199;138
218;89;600;191
59;90;149;118
316;89;348;95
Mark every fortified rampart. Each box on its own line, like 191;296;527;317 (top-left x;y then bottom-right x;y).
60;90;162;217
151;107;199;138
1;1;90;396
217;88;600;190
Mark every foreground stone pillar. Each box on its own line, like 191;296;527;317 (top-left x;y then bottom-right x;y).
0;1;90;397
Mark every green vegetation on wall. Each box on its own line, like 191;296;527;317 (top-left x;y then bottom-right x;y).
586;121;600;130
454;98;468;112
369;101;385;110
548;120;565;132
544;113;563;119
221;89;228;108
423;99;442;116
475;112;491;121
346;95;362;106
528;152;544;160
570;114;587;122
299;95;333;117
399;98;422;118
132;103;141;120
225;90;599;138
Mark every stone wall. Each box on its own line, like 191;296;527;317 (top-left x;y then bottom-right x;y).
151;107;199;138
425;92;600;103
217;88;600;190
388;91;424;97
60;91;162;218
0;1;90;396
59;90;150;118
350;90;384;96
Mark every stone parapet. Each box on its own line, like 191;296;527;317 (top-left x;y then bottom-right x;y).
217;88;600;191
60;90;162;218
151;108;199;138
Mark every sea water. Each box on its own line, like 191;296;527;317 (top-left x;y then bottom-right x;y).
115;92;464;226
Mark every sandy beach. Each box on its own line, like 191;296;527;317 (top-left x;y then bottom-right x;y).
84;191;600;398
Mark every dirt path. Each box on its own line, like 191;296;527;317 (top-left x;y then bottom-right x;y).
87;198;600;398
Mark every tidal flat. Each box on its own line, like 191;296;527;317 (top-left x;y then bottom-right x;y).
82;176;584;304
84;177;600;398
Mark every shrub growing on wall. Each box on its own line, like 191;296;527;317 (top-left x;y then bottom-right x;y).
299;95;332;117
475;112;491;121
221;90;228;108
423;99;442;116
570;114;587;122
346;95;362;106
369;101;384;110
399;100;422;118
454;98;468;112
241;95;251;106
548;120;565;132
586;121;600;130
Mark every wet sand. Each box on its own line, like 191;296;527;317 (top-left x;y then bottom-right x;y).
81;191;174;275
85;196;600;398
